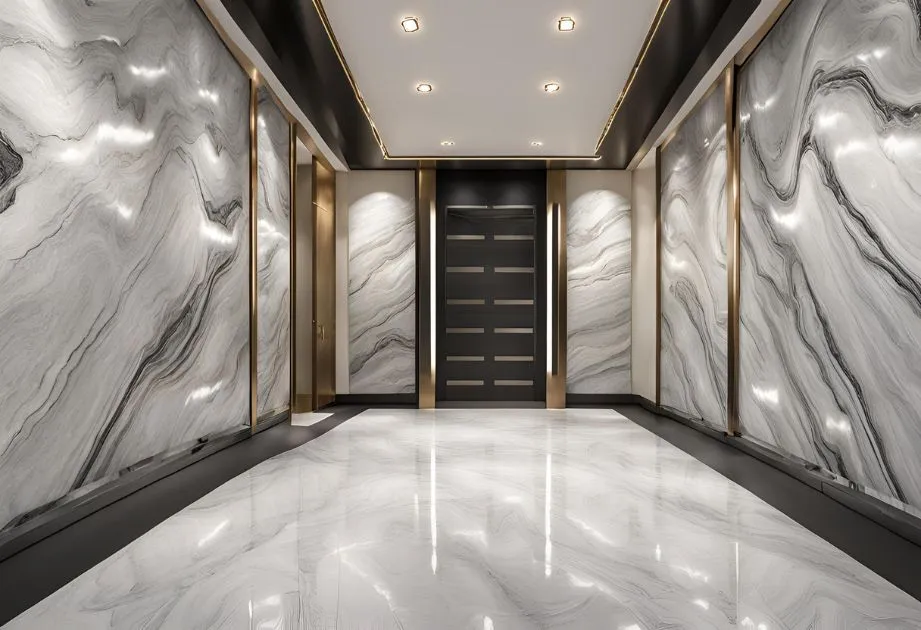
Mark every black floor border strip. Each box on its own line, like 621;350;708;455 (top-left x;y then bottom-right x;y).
613;401;921;602
0;425;253;564
619;397;921;548
0;405;366;626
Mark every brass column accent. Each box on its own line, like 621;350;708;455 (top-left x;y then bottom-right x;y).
655;146;663;407
248;75;260;431
312;157;337;409
546;170;567;409
725;63;742;436
416;167;436;409
289;123;297;416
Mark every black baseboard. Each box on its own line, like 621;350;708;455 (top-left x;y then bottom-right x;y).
566;393;642;406
254;408;290;434
0;425;251;563
622;398;921;549
436;400;546;409
335;394;418;405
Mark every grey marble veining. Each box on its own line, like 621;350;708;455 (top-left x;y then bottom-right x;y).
349;190;415;393
567;186;631;394
0;0;250;529
256;87;291;417
8;408;921;629
739;0;921;512
660;85;728;429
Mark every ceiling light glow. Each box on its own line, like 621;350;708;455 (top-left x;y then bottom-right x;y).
416;83;433;93
544;82;560;94
558;17;575;32
531;141;543;147
441;140;455;147
401;17;420;33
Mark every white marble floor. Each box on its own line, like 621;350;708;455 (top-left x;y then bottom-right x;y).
6;409;921;629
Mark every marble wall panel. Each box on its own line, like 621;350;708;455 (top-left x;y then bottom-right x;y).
739;0;921;511
659;85;728;429
346;172;416;394
255;87;291;417
0;0;250;529
566;171;632;394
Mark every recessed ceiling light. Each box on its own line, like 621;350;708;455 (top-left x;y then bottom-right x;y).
401;17;420;33
416;83;433;93
558;16;575;32
544;82;561;93
441;140;455;147
531;141;543;147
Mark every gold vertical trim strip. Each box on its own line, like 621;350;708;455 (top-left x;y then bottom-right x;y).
655;145;663;408
546;170;567;409
289;123;297;417
725;63;742;437
416;168;437;409
249;75;260;432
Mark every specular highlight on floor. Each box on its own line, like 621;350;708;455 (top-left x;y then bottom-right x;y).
7;409;921;629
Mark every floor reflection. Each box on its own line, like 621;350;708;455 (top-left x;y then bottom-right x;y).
7;409;921;629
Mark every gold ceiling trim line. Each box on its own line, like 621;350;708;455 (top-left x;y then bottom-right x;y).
399;155;602;162
312;0;391;159
594;0;672;155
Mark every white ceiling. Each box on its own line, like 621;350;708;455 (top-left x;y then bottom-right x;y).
321;0;662;158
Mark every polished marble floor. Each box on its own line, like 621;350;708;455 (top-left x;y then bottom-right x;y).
6;409;921;629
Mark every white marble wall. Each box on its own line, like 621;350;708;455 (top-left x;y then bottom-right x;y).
0;0;250;529
256;87;290;417
566;171;632;394
659;86;728;429
739;0;921;512
344;171;415;394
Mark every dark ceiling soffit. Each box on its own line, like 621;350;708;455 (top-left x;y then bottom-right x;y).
220;0;414;169
627;0;761;170
564;0;759;170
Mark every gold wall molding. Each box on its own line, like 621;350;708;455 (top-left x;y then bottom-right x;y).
725;63;742;437
289;122;298;416
654;146;662;408
416;168;437;409
546;170;567;409
248;77;259;431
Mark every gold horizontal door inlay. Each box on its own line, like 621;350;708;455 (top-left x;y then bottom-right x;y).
446;266;485;273
446;234;486;241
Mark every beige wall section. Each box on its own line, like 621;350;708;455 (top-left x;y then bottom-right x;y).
631;152;659;401
294;162;313;410
335;172;350;394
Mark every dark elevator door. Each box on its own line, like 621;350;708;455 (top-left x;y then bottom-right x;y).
441;206;539;401
436;170;547;403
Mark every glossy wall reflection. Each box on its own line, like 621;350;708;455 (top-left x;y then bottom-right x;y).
659;85;728;429
739;0;921;511
256;86;291;417
0;0;250;529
